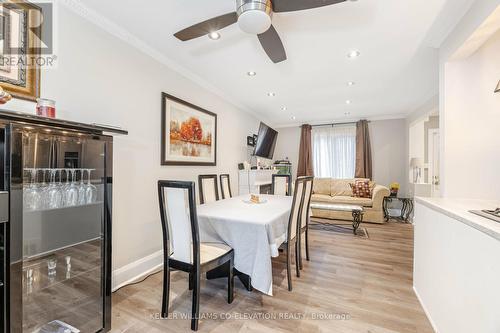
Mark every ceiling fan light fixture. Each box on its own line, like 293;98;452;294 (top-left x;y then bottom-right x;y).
208;32;221;40
347;50;360;58
237;0;273;34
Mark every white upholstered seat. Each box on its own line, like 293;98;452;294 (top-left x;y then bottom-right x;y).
200;243;232;264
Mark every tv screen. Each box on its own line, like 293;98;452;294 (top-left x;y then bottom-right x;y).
254;122;278;160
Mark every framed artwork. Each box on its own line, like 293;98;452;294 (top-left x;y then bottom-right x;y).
247;135;255;147
161;93;217;166
0;0;41;101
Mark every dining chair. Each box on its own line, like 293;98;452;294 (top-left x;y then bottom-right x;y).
198;174;219;204
272;174;292;196
219;174;232;199
297;177;314;271
158;180;234;331
278;176;306;291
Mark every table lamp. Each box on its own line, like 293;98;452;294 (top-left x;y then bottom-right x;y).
410;158;423;183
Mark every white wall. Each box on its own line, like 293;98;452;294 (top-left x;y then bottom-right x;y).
442;28;500;199
438;0;500;197
274;119;407;192
273;126;301;178
6;5;261;286
369;119;407;194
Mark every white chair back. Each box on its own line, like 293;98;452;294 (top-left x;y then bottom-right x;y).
159;183;199;264
274;177;288;196
199;175;219;204
300;178;313;229
288;179;305;241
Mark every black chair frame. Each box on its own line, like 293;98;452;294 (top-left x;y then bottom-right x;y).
219;174;232;199
297;176;314;271
158;180;234;331
198;174;220;204
278;176;307;291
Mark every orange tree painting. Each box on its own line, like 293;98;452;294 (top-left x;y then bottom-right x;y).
170;117;212;146
162;93;217;166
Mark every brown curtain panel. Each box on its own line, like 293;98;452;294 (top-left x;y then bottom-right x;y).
355;120;373;179
297;124;313;177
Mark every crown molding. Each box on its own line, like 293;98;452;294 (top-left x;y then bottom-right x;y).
59;0;265;122
274;113;409;129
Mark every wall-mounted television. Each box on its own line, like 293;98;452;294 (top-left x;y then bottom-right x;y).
254;122;278;160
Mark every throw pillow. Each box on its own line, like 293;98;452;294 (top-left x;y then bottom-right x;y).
350;180;372;198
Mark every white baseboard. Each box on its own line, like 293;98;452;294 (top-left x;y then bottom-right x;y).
413;285;439;333
112;250;164;291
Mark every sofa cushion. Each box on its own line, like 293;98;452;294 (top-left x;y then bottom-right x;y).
350;179;372;198
311;194;335;204
331;179;355;196
313;178;331;195
330;195;373;207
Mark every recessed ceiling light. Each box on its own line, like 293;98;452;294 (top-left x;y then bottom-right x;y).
347;81;355;86
281;106;287;111
344;111;351;116
347;50;360;58
208;32;221;40
346;100;352;104
267;92;276;97
291;116;296;120
247;71;256;76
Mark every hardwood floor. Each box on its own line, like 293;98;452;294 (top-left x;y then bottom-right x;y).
111;221;434;333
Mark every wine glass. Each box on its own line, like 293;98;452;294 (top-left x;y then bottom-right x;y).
61;169;71;207
77;169;86;205
23;168;42;211
46;169;63;209
40;168;49;209
84;169;97;204
65;169;79;207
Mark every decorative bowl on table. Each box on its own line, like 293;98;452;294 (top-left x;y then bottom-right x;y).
242;194;267;204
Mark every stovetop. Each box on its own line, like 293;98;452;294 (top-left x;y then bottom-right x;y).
470;208;500;223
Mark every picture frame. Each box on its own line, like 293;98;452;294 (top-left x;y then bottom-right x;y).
161;93;217;166
0;0;41;101
247;135;255;147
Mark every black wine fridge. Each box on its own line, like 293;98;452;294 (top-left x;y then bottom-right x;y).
0;111;127;333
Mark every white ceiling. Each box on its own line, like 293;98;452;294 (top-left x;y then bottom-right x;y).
77;0;466;126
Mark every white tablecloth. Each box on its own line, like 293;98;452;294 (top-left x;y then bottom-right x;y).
197;194;292;296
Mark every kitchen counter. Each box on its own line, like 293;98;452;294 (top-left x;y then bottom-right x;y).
413;197;500;333
415;197;500;241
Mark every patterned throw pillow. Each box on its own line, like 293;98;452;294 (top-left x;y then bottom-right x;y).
350;180;372;198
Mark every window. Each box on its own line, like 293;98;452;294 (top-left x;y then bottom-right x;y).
312;125;356;179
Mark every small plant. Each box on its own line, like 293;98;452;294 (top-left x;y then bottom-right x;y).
389;182;400;197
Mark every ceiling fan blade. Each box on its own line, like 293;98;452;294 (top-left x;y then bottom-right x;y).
174;12;238;41
272;0;346;13
258;25;287;63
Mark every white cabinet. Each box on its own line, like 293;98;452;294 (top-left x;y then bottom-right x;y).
238;170;278;195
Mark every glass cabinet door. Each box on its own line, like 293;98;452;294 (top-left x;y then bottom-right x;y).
17;127;108;333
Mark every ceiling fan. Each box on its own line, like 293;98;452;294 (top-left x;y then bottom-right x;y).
174;0;347;63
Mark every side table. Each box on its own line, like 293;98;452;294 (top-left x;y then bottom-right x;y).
383;197;414;223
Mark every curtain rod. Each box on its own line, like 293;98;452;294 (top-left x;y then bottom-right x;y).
309;120;371;128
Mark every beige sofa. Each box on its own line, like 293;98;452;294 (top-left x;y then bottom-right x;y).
311;178;390;224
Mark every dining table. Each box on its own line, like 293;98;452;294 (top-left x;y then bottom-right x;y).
197;194;293;296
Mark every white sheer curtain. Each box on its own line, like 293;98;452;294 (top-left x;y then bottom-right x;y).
312;125;356;179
